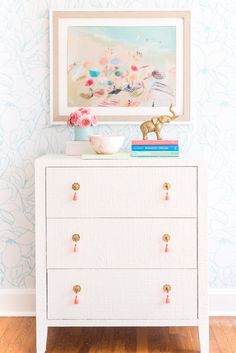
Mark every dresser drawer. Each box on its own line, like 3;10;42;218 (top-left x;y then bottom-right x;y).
47;269;197;320
46;167;197;218
47;218;197;269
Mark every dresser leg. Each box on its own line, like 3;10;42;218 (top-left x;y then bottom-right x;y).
36;325;48;353
199;318;209;353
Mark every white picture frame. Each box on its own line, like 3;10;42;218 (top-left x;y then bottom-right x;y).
50;9;190;124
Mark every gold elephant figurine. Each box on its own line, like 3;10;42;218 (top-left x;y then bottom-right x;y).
140;104;178;140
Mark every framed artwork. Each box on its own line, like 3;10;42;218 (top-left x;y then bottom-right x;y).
50;10;190;124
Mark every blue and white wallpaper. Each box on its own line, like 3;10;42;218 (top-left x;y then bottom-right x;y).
0;0;236;288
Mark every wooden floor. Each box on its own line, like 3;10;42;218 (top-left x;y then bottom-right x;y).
0;317;235;352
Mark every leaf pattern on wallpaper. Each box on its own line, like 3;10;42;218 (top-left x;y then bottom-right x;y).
0;0;236;288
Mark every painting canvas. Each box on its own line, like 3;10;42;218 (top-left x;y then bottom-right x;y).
67;26;176;109
51;11;190;123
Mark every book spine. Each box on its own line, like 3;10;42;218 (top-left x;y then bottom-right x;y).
131;151;179;157
132;145;179;151
131;140;178;146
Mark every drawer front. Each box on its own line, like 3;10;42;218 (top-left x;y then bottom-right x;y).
46;167;197;218
47;269;197;320
47;218;197;269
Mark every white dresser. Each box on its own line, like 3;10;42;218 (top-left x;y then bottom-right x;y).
35;154;208;353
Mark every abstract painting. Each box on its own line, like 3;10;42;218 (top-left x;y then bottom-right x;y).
67;26;176;109
51;11;190;123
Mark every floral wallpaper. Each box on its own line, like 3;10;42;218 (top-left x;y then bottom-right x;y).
0;0;236;288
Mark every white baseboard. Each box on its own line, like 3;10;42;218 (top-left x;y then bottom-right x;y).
209;288;236;316
0;288;235;317
0;289;35;316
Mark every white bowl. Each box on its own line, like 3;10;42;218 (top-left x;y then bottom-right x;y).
89;135;124;154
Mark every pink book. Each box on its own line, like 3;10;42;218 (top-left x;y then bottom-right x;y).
132;140;178;146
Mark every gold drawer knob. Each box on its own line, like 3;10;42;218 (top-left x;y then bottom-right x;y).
163;284;171;304
73;285;81;294
72;234;80;253
163;284;171;293
163;182;171;201
72;182;80;201
73;285;81;305
72;182;80;191
162;234;170;253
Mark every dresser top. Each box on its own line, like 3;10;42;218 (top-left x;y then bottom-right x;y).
35;154;206;168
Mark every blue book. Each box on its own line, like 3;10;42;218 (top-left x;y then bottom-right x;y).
132;145;179;151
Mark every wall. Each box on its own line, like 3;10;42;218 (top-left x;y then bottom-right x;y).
0;0;236;290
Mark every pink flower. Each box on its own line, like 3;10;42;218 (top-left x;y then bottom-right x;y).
67;111;81;126
78;108;90;115
80;115;92;128
67;108;97;127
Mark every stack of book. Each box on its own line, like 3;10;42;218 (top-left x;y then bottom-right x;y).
131;140;179;157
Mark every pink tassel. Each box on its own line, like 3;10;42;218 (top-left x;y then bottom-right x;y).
73;192;78;201
165;295;170;304
165;192;170;201
74;295;79;305
74;243;78;253
165;244;169;253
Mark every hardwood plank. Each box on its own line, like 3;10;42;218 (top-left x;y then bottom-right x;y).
47;327;67;353
176;327;191;352
169;326;187;352
6;317;36;353
98;328;111;353
78;327;95;353
137;327;148;353
0;317;24;352
187;326;199;353
0;318;11;341
222;317;236;353
210;326;221;353
211;317;233;353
